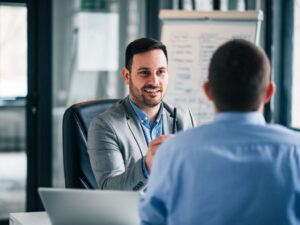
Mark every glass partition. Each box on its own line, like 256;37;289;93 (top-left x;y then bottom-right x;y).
52;0;146;187
291;0;300;128
0;4;27;220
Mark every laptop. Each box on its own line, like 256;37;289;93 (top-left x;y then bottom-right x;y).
38;187;140;225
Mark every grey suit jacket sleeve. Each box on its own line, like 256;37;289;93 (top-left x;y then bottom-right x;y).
88;115;147;191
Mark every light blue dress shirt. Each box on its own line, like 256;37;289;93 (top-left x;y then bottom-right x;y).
139;112;300;225
129;99;163;178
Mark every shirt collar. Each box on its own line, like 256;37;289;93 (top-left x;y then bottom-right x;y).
214;112;266;125
129;98;163;126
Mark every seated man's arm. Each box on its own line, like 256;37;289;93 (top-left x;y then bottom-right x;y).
87;117;147;191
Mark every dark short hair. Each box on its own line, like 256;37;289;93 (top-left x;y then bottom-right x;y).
125;37;168;71
208;39;270;111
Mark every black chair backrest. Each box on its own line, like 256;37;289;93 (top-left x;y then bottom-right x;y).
62;99;119;189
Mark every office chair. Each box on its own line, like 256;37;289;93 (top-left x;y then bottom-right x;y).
62;99;119;189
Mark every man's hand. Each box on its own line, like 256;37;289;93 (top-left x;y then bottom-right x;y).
145;134;173;172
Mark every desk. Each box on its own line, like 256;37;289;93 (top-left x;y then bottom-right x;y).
9;212;50;225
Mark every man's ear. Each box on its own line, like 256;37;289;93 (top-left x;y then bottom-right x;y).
203;81;213;101
121;67;130;85
263;81;276;104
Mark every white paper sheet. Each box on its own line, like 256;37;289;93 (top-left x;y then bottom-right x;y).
77;12;119;71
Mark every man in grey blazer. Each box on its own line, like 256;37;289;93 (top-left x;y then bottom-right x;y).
88;38;195;191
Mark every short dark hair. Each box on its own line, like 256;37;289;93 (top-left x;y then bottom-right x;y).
125;37;168;71
208;39;270;111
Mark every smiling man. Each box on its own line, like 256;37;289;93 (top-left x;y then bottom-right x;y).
87;38;195;191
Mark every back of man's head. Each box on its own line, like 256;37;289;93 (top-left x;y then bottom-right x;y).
125;37;168;71
208;39;270;112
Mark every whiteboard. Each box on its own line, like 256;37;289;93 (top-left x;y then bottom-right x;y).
160;10;263;125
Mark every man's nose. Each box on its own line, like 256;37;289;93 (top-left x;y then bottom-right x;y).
148;72;159;85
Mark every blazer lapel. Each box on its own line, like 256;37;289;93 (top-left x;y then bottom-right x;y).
162;108;173;134
127;118;148;155
123;97;148;155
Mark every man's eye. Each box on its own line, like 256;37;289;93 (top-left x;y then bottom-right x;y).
139;70;150;76
158;70;166;75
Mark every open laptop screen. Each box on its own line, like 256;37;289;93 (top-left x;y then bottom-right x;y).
38;188;139;225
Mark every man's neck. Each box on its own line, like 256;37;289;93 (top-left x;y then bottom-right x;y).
214;105;263;114
129;97;161;124
142;105;161;124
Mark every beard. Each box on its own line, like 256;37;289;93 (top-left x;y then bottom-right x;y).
129;79;164;108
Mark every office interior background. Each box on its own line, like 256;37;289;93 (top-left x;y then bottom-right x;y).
0;0;299;224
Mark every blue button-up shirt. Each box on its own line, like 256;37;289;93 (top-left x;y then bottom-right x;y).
130;100;163;145
129;99;163;178
139;112;300;225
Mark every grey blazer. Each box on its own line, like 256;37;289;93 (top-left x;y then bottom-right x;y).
87;96;195;191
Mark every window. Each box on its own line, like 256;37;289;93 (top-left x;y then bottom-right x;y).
52;0;146;187
291;0;300;128
0;4;27;221
0;5;27;99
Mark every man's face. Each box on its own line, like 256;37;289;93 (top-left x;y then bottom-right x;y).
123;49;168;109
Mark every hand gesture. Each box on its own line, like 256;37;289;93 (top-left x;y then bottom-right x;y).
145;134;173;172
